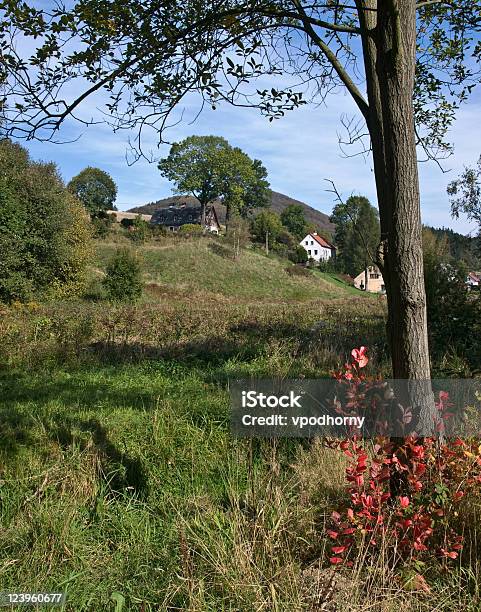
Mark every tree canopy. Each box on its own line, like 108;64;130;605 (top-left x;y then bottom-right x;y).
331;195;380;277
280;204;308;240
67;166;118;217
2;1;478;156
448;155;481;249
251;209;283;242
158;135;269;224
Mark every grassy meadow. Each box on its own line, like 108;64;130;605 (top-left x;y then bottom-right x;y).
1;234;480;611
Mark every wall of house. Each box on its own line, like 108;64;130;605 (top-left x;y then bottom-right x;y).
353;267;385;293
299;236;332;261
107;210;152;223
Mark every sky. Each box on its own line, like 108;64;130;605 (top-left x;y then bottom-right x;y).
22;70;481;236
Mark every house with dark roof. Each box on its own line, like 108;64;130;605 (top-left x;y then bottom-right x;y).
467;271;481;289
150;203;220;234
299;232;336;262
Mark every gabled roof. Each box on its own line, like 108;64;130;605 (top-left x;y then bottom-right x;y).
150;204;219;228
308;233;336;250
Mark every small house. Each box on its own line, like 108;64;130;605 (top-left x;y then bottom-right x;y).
150;204;220;234
353;266;385;293
299;232;336;261
467;271;481;289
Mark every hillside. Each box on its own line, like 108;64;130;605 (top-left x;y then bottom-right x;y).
128;190;336;234
426;225;480;268
94;236;360;302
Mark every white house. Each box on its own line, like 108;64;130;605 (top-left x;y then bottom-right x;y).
299;232;336;261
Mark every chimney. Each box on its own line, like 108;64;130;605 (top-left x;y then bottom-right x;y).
312;231;317;235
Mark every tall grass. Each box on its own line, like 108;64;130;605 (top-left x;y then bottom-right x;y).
0;288;479;608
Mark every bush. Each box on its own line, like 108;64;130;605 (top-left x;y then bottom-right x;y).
0;139;92;303
327;348;480;569
103;249;143;302
271;241;289;258
288;245;309;264
318;258;337;272
179;223;203;236
126;216;150;244
91;216;112;239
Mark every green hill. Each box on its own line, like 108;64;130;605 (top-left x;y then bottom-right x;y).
95;237;360;302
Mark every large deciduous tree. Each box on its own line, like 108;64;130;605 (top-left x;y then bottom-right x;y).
280;204;309;240
157;135;269;226
1;0;480;411
331;195;380;277
67;166;118;217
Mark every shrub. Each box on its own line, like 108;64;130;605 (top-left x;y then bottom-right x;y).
179;223;203;236
120;218;134;229
288;245;309;264
318;258;337;272
276;228;297;249
0;139;93;303
271;241;289;258
326;348;481;570
225;217;251;258
103;249;143;302
126;216;150;244
91;215;112;238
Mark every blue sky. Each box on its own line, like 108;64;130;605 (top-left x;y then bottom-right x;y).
23;81;481;235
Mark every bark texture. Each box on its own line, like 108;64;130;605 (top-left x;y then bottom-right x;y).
357;0;435;432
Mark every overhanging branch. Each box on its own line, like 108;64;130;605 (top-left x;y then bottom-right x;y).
291;0;369;121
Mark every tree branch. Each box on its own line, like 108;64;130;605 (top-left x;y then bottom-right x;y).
269;9;361;34
416;0;453;8
291;0;369;121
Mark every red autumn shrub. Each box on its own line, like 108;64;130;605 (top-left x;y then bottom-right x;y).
327;347;481;567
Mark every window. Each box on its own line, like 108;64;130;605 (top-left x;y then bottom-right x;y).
381;285;385;292
308;250;311;255
311;241;314;245
314;250;318;255
370;273;380;279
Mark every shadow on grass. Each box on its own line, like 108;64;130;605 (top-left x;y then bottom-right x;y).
0;394;148;498
48;415;148;498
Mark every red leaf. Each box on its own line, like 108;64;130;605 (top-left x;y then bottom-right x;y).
329;556;344;564
399;496;410;508
332;545;348;554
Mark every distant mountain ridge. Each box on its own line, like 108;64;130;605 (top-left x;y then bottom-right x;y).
128;190;336;234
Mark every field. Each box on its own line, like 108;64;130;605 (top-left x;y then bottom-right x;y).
94;236;363;301
1;235;480;611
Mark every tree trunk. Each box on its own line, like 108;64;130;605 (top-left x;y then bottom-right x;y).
358;0;435;434
198;197;207;234
225;202;231;232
